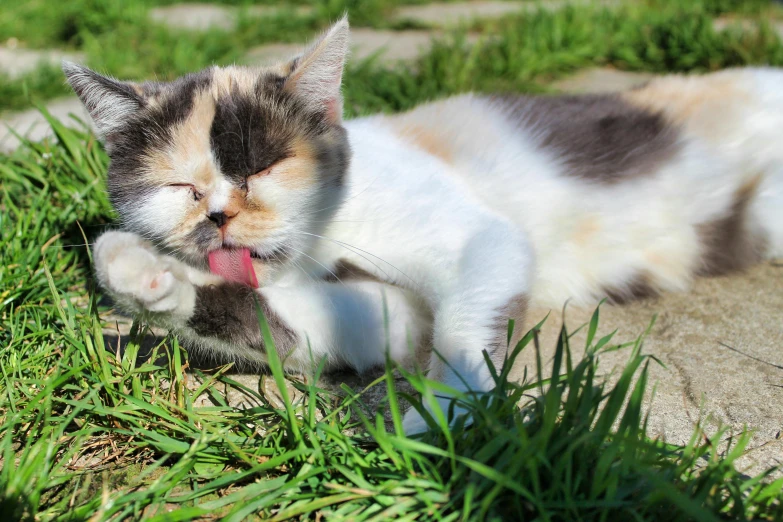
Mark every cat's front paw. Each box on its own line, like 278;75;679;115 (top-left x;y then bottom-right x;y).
402;406;431;435
402;397;475;436
94;231;196;320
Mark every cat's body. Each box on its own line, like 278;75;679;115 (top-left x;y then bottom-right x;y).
65;19;782;433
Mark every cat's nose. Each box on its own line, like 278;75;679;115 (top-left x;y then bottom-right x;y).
207;211;234;228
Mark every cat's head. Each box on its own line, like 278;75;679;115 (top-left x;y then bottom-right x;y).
65;18;351;278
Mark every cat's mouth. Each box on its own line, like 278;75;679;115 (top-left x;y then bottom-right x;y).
206;246;290;288
208;248;258;288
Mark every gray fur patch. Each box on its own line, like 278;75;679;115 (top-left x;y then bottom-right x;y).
697;177;768;276
602;274;657;304
209;72;350;188
187;282;298;356
490;93;682;183
325;259;384;283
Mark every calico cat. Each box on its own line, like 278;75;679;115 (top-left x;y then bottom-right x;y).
63;17;782;433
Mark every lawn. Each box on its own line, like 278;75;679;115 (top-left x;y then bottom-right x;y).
2;0;783;520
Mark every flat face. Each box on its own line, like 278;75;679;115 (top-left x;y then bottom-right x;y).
104;65;349;273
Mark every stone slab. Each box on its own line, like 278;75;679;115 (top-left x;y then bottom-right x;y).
552;67;656;93
0;47;84;79
512;262;783;474
244;29;482;67
394;0;619;26
243;42;303;65
350;28;442;62
149;3;312;32
0;96;90;153
394;1;529;25
714;16;783;39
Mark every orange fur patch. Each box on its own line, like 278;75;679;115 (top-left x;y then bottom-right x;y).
141;90;219;238
143;89;217;187
622;72;751;142
387;120;454;164
210;66;259;98
278;138;320;186
572;215;601;246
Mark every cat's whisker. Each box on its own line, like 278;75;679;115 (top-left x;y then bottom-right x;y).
307;219;378;224
285;244;345;286
282;243;345;321
288;177;381;222
293;230;415;285
41;243;96;249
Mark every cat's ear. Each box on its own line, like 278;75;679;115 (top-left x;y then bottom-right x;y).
284;16;349;123
62;61;144;140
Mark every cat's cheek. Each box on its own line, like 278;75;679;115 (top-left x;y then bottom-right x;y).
161;191;208;236
133;190;193;236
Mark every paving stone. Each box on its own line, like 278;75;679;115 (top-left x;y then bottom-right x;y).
149;4;235;31
0;47;85;79
394;1;528;25
512;262;783;475
244;29;483;67
552;67;656;94
714;16;783;39
243;42;304;65
350;28;448;62
394;0;619;26
0;96;91;153
149;3;312;32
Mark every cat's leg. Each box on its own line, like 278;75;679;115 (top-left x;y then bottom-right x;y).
183;278;429;372
94;231;428;372
736;68;783;259
402;223;534;434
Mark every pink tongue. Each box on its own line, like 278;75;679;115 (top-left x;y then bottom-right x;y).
208;248;259;288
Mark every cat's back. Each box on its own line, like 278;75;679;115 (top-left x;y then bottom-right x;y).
343;69;781;305
361;67;775;185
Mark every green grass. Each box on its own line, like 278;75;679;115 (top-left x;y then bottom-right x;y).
2;0;783;112
1;139;782;517
2;0;783;520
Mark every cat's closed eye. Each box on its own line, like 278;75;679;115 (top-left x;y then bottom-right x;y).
250;166;273;179
168;183;203;201
242;166;274;191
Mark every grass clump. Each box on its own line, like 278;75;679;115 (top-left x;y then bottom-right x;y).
1;146;782;517
2;0;783;112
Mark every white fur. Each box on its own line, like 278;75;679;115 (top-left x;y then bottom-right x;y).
208;177;234;215
738;68;783;257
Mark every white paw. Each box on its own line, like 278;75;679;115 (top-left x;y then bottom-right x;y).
403;396;476;436
94;231;196;319
402;407;431;435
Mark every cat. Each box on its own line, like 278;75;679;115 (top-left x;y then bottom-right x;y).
63;17;782;434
